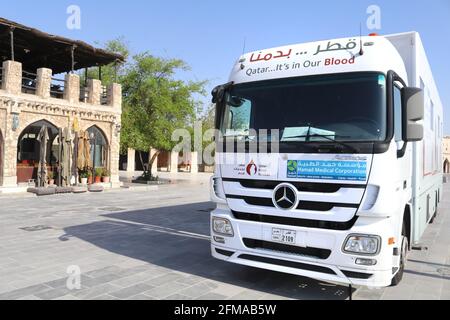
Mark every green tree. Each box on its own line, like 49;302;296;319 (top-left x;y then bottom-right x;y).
120;53;206;178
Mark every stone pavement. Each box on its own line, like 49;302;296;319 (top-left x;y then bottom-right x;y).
0;176;448;300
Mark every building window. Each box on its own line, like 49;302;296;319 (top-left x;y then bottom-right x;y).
87;126;108;168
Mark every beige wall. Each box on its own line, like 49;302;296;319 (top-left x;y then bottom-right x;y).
0;60;122;188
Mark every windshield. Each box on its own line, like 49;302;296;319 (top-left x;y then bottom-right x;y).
220;72;387;143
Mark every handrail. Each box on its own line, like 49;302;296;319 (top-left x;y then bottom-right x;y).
100;85;108;105
80;86;90;103
50;77;65;99
22;70;37;93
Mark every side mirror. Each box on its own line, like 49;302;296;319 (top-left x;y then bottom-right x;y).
402;87;424;142
212;82;233;130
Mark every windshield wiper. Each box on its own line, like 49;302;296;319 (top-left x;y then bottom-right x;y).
285;134;359;153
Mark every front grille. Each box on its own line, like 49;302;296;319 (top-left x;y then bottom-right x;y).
342;270;373;280
243;238;331;259
224;178;365;193
233;211;358;231
227;195;359;211
238;254;336;275
224;178;363;231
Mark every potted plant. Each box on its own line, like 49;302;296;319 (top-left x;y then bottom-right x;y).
87;170;93;185
48;171;55;186
94;168;103;184
79;170;88;185
102;168;111;183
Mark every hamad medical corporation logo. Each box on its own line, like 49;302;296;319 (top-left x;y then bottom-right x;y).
246;160;258;176
287;160;298;178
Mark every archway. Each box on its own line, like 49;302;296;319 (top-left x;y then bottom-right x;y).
87;126;109;174
17;120;59;184
0;129;3;186
444;159;450;174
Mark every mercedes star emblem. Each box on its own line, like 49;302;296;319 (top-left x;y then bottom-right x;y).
272;183;298;210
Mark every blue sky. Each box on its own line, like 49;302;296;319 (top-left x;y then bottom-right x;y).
2;0;449;132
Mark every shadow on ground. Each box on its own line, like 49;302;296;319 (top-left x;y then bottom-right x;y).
62;202;353;300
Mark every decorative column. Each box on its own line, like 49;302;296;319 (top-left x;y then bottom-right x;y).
127;148;135;173
2;100;22;188
36;68;52;99
190;151;199;174
109;121;122;187
2;60;22;94
107;83;122;109
0;61;22;188
170;151;179;173
64;73;80;103
87;79;101;105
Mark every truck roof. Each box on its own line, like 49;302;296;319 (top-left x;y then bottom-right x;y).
229;33;408;85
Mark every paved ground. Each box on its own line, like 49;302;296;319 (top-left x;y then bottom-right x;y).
0;172;449;300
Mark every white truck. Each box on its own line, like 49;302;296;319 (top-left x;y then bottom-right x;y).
210;32;443;288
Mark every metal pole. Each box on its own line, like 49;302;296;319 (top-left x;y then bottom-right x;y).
114;62;118;82
58;128;63;186
71;45;76;73
98;65;102;81
92;134;96;183
84;68;88;86
348;285;353;301
10;27;14;61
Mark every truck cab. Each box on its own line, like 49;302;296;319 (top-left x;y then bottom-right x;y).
210;33;442;288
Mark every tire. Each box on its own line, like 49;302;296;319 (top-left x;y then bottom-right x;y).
391;225;408;286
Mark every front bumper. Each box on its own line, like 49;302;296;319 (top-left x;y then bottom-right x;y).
211;207;396;287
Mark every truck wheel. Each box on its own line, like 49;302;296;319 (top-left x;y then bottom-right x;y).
391;227;408;287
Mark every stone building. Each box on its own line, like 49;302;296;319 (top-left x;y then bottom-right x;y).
443;136;450;174
0;17;124;193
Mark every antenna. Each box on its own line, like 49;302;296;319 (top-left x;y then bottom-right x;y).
359;23;364;56
242;37;247;55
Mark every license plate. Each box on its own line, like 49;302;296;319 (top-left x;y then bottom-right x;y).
272;228;296;245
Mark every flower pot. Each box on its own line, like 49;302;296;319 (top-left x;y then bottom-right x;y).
94;176;102;184
102;176;110;183
88;176;93;185
81;178;88;185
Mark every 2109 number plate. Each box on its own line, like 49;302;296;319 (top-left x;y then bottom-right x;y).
272;228;296;245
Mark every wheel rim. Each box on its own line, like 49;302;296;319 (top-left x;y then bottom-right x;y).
400;236;408;271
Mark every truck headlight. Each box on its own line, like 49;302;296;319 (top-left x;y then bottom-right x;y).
212;217;234;237
343;235;381;256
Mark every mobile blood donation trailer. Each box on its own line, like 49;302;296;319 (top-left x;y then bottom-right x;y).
210;32;443;287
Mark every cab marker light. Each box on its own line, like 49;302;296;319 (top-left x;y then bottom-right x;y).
361;185;380;211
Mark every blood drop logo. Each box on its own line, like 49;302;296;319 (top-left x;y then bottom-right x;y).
246;160;258;176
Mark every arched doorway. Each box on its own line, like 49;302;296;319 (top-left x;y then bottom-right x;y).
87;126;109;174
17;120;59;184
444;159;450;174
0;129;3;186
